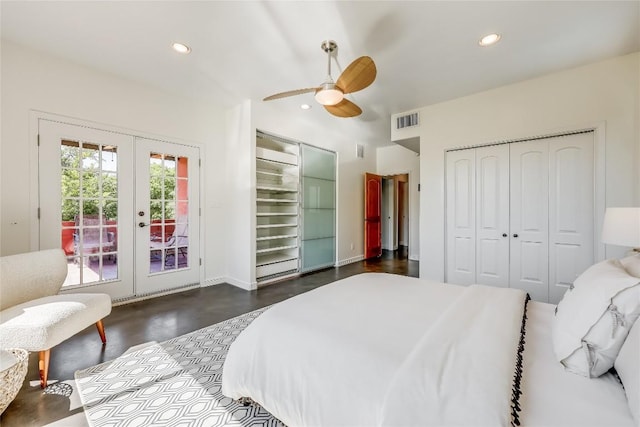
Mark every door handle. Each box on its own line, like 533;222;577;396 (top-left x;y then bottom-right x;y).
139;222;149;228
502;233;508;238
513;233;519;238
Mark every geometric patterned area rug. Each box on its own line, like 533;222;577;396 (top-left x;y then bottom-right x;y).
75;307;283;427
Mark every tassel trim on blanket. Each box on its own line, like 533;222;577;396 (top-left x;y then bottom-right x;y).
510;294;530;427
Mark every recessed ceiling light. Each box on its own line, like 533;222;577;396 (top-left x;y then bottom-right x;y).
300;104;311;110
479;33;501;47
171;42;191;54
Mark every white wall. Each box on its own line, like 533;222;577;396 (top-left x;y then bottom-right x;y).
413;52;639;281
376;145;421;260
0;40;227;285
223;101;255;289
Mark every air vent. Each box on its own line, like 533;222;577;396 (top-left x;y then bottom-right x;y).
396;112;419;129
356;144;364;159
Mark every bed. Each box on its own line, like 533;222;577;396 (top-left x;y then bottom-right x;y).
222;264;640;426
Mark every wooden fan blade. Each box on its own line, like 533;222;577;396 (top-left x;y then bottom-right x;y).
336;56;376;94
263;87;319;101
324;99;362;118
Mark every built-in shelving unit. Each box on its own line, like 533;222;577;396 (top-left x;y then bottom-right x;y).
255;132;300;283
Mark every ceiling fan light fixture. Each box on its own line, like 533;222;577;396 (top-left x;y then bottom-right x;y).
315;83;344;106
479;33;501;46
171;42;191;54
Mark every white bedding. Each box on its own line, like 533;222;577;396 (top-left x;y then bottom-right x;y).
222;273;635;426
222;273;526;426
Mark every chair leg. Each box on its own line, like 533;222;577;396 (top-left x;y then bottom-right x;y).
96;319;107;343
39;349;50;389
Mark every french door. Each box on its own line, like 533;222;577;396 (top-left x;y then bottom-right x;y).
135;138;200;295
38;119;200;300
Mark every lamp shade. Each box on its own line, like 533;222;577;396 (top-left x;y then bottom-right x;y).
602;207;640;248
314;83;344;106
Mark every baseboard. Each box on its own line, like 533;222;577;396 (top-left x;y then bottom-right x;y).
224;276;257;291
203;277;224;287
113;282;200;306
335;255;364;267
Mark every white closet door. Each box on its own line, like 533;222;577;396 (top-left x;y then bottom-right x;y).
475;145;510;287
446;149;476;285
510;140;549;302
548;132;594;304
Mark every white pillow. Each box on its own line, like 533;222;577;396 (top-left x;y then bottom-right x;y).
621;253;640;278
552;259;640;377
615;318;640;424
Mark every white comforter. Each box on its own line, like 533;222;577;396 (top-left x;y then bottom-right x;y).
222;273;527;426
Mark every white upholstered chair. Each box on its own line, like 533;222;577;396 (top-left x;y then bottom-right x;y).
0;249;112;388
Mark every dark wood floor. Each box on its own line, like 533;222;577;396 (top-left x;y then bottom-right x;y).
1;249;416;426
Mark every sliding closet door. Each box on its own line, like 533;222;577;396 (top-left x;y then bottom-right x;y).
475;145;510;287
548;133;594;304
300;145;336;272
510;140;550;302
446;149;476;285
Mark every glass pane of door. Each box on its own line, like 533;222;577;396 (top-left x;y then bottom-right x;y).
135;138;199;295
148;153;190;273
60;140;119;286
300;145;336;272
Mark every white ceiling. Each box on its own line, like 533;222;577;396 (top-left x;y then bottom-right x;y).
2;1;639;148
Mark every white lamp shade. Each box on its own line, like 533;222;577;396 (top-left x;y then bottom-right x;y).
602;207;640;248
314;83;344;106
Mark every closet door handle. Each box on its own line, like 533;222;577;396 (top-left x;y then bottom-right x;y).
502;233;508;238
513;233;519;238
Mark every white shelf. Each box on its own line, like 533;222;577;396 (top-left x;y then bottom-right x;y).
257;223;297;229
256;184;298;193
256;147;298;166
256;257;299;278
256;198;298;203
256;252;298;266
256;234;298;241
256;212;297;217
256;244;298;254
256;170;284;178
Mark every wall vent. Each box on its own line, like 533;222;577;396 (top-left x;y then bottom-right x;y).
396;112;419;129
356;144;364;159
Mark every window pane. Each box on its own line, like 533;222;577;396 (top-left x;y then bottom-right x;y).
164;201;175;221
164;155;176;177
102;172;117;198
82;199;100;216
103;200;117;221
177;178;188;201
61;140;80;168
62;168;80;198
150;201;162;221
177;157;188;178
61;199;80;222
82;171;100;197
101;145;117;172
163;177;176;200
82;143;100;169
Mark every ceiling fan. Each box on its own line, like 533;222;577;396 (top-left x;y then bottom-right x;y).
263;40;377;118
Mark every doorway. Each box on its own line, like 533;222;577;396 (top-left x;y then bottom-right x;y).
381;173;409;258
38;119;200;300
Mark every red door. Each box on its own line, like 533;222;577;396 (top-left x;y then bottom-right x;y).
364;172;382;259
